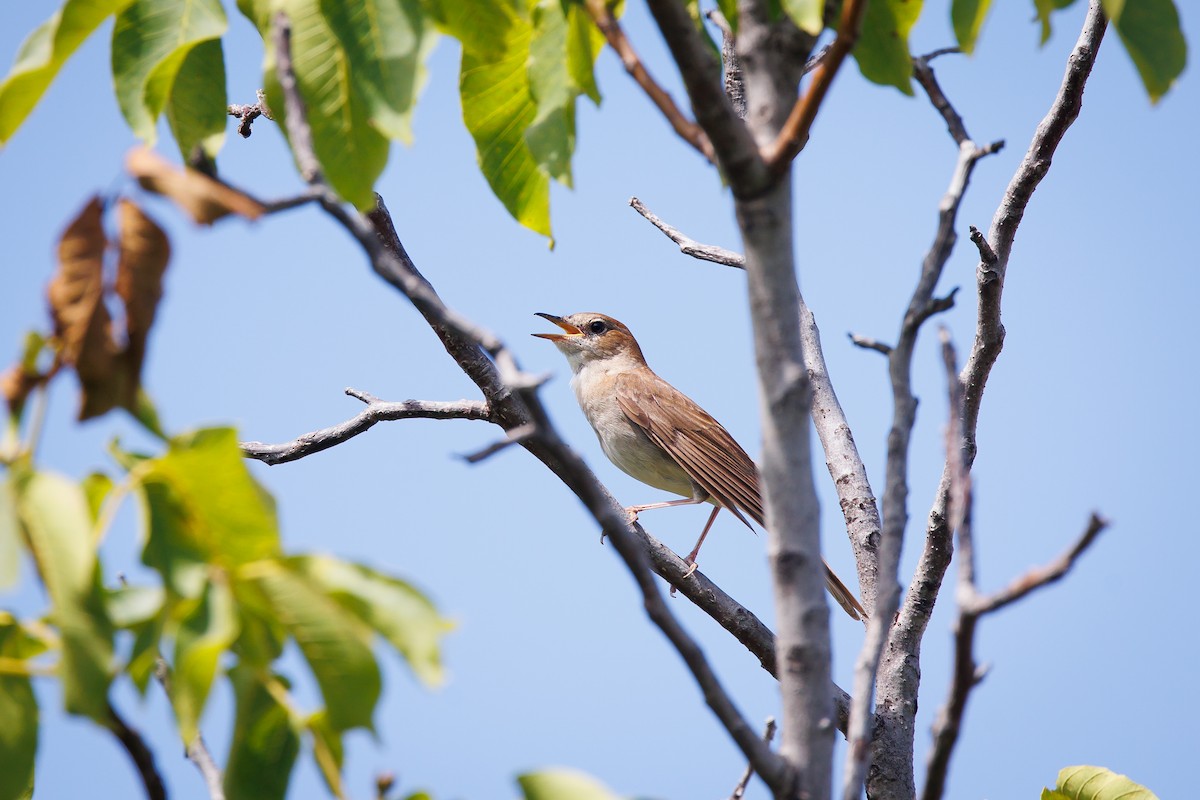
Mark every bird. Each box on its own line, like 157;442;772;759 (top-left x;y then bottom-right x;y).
533;311;866;621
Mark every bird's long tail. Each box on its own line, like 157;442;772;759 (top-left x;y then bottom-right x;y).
824;561;868;622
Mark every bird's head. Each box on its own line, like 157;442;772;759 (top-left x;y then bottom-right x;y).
533;312;646;373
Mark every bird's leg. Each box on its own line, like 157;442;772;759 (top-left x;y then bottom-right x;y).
682;506;722;578
624;493;708;525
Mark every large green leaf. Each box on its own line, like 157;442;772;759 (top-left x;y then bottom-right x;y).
853;0;923;95
171;577;239;743
518;769;624;800
461;6;550;237
0;617;39;800
527;0;577;188
13;469;113;721
136;427;280;594
1042;765;1159;800
1102;0;1186;102
111;0;228;146
240;559;381;732
0;0;135;144
781;0;823;35
422;0;513;57
224;664;300;800
319;0;438;143
284;555;451;686
165;37;228;160
307;710;347;798
952;0;993;54
242;0;390;209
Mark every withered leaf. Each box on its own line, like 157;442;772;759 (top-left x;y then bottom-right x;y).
126;147;265;225
47;196;122;420
115;199;170;407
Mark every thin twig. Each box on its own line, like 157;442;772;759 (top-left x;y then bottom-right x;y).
106;703;167;800
584;0;715;163
268;12;795;791
729;718;777;800
848;334;893;356
154;659;225;800
628;197;745;267
241;396;491;466
762;0;868;168
460;423;537;463
912;51;970;145
227;89;273;138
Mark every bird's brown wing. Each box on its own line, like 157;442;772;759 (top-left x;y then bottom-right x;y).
615;369;868;622
614;370;764;529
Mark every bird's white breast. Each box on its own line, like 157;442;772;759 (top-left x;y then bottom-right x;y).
569;357;694;498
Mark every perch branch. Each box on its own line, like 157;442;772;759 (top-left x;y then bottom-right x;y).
762;0;868;168
584;0;715;163
267;12;796;791
628;197;745;267
240;395;491;465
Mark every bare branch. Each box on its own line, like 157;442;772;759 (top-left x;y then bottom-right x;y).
460;422;537;464
628;197;745;268
105;703;167;800
848;333;893;356
227;89;273;138
969;513;1108;615
762;0;869;168
705;9;746;119
267;13;795;790
912;51;969;145
584;0;715;163
241;394;490;465
729;718;778;800
154;659;225;800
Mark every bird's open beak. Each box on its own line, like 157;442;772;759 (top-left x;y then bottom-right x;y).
532;313;583;342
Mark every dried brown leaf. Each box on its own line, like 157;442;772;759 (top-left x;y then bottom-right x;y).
115;199;170;407
1;364;45;416
47;196;122;420
126;147;265;225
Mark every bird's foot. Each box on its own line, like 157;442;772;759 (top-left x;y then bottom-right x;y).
623;507;641;525
682;559;699;579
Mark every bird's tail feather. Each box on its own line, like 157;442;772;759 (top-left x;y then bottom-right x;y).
824;561;868;622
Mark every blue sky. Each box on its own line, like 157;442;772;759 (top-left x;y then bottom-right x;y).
1;2;1196;799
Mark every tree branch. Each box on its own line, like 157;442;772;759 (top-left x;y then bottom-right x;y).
762;0;868;169
628;196;745;267
921;334;1109;800
240;394;491;465
267;12;795;791
106;702;167;800
154;659;224;800
584;0;715;163
857;46;1006;800
227;89;272;138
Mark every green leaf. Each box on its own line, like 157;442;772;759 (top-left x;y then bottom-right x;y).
307;710;347;798
1045;765;1159;800
13;469;113;720
127;388;168;441
80;471;113;525
105;583;164;628
952;0;992;54
0;478;21;589
319;0;438;143
566;4;604;106
716;0;738;32
136;427;280;597
0;618;39;800
224;664;300;800
240;559;381;732
853;0;923;95
528;0;577;188
111;0;228;145
1032;0;1079;45
165;37;228;161
126;613;164;694
422;0;513;57
461;6;551;237
518;769;624;800
284;555;451;686
0;0;135;144
781;0;823;35
171;577;239;743
1103;0;1186;102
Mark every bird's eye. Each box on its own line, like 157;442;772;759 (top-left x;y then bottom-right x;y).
588;320;606;334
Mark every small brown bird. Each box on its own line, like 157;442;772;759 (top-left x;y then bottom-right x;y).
534;312;866;621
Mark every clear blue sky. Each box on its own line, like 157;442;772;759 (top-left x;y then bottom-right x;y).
1;2;1195;799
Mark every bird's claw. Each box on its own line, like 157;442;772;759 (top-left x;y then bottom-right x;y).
682;560;699;578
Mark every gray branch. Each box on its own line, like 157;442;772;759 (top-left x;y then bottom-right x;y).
628;197;745;267
267;12;792;791
240;394;492;465
875;7;1108;797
